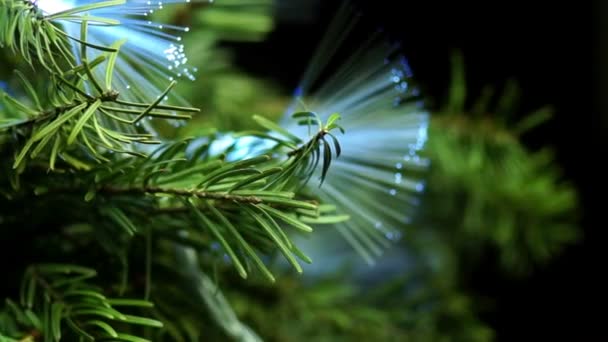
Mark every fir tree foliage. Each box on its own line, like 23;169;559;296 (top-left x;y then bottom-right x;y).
1;264;163;342
0;0;582;340
0;0;351;340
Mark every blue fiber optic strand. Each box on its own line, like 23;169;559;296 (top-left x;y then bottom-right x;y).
36;0;204;132
280;5;430;264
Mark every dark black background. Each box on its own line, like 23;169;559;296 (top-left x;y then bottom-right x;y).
228;1;598;340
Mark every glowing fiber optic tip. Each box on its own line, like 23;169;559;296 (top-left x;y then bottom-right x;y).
41;0;202;111
275;3;431;263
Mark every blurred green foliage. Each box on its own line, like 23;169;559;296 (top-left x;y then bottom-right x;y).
224;264;494;342
418;53;580;274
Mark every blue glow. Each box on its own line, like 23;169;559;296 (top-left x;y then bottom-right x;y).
207;135;236;156
276;34;431;262
399;56;414;78
42;0;201;110
171;5;434;263
182;133;275;164
395;81;408;92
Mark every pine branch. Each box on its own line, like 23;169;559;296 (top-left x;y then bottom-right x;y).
100;185;265;204
0;0;130;74
3;125;346;285
2;63;198;171
0;1;357;341
0;5;200;171
1;264;162;341
86;134;346;280
7;89;120;129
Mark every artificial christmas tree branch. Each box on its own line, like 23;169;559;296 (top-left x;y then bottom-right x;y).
100;186;268;204
0;0;350;340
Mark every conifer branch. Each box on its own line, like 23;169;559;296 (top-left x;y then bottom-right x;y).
9;90;120;129
0;264;162;341
100;185;265;204
0;1;352;341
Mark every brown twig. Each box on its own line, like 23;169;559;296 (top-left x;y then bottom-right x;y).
100;185;264;204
